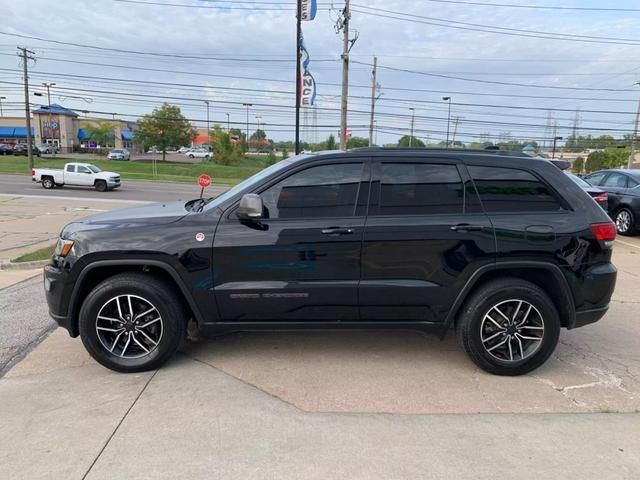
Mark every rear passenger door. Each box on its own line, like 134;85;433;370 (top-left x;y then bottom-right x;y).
598;173;629;213
359;158;496;323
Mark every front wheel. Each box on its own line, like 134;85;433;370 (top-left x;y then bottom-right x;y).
79;273;186;373
188;154;195;158
95;180;107;192
457;278;560;376
615;208;635;236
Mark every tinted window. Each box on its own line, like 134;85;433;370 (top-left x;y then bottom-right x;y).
602;173;628;188
376;163;463;215
65;165;75;173
629;177;639;188
77;166;91;174
261;163;362;219
468;165;562;213
586;172;607;186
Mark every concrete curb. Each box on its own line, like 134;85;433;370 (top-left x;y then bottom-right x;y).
0;260;48;271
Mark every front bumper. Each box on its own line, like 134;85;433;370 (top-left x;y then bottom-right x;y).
43;264;78;336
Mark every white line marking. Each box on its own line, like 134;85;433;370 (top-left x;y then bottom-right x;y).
615;239;640;250
0;193;149;205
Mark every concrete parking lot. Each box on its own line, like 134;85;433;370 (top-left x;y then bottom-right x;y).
1;191;639;478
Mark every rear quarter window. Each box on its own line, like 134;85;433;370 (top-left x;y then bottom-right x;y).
467;165;563;213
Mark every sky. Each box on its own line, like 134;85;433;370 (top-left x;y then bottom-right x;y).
2;0;640;147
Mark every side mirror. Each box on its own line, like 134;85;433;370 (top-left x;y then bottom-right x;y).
236;193;264;220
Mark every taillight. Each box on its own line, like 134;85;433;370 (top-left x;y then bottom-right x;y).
594;193;608;204
31;168;35;176
591;222;616;242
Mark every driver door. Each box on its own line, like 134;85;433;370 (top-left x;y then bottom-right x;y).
213;159;369;322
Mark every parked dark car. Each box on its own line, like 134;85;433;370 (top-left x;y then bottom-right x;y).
0;144;14;155
12;144;40;157
584;169;640;235
565;172;608;211
44;149;617;376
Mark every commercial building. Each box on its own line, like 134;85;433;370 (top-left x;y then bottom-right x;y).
0;104;135;153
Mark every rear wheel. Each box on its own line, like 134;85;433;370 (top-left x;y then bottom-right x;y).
457;278;560;376
79;273;186;373
95;180;107;192
615;208;635;236
42;176;54;189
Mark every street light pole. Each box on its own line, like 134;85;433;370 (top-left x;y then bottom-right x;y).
204;100;210;144
552;136;563;159
42;82;55;147
242;103;252;153
0;96;5;117
443;96;451;149
226;113;230;133
409;107;415;147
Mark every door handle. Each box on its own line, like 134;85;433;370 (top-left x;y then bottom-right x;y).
450;224;484;232
321;227;354;235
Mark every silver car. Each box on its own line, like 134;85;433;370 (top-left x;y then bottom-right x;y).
107;148;130;161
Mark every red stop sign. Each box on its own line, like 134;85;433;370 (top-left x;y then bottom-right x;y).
198;174;211;188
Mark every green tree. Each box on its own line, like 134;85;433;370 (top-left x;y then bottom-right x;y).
573;156;584;173
83;122;115;152
585;148;628;172
346;136;369;149
281;147;289;159
134;103;196;162
398;135;425;147
326;134;337;150
210;125;241;166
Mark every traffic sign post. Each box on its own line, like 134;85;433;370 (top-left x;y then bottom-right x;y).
198;174;212;199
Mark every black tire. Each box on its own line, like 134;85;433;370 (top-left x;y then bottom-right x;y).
95;180;107;192
188;154;195;158
79;273;186;373
42;176;54;189
456;278;560;376
614;208;636;236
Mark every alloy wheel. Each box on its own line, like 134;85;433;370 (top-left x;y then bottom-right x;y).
616;210;631;234
480;299;544;363
95;295;163;359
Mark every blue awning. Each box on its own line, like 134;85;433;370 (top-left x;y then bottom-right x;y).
121;130;133;141
0;127;34;138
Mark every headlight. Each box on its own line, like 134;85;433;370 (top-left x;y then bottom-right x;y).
54;238;75;257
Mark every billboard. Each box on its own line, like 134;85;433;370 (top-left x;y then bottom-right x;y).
41;116;60;140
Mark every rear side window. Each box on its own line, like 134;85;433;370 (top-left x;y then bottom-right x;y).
468;165;562;213
602;173;628;188
376;163;464;215
66;165;75;173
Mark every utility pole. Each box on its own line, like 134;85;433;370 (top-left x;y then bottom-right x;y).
552;136;563;159
409;108;415;147
243;103;252;153
226;113;230;133
0;96;5;117
629;82;640;169
368;56;377;147
295;0;302;154
18;47;35;171
452;116;462;147
339;0;350;150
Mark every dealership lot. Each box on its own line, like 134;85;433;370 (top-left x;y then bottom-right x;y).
0;190;640;478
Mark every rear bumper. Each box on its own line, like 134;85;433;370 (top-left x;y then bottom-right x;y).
574;305;609;328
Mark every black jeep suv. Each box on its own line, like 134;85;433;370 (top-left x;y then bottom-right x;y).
44;149;617;376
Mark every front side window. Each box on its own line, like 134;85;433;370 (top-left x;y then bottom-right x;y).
585;172;607;186
260;163;363;219
468;165;562;213
77;166;91;174
376;163;464;215
87;165;101;173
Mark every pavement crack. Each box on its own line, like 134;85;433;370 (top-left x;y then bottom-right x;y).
81;369;158;480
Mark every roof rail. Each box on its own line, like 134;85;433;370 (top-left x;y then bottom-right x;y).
350;146;529;157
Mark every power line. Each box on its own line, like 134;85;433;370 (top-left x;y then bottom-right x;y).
351;5;640;46
410;0;640;12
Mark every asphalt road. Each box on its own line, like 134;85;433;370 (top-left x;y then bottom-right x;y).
0;173;229;203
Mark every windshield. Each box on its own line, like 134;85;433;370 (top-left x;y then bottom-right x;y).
204;155;308;210
87;164;102;173
566;172;590;188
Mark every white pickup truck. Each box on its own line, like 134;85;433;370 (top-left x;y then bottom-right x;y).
32;162;121;192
